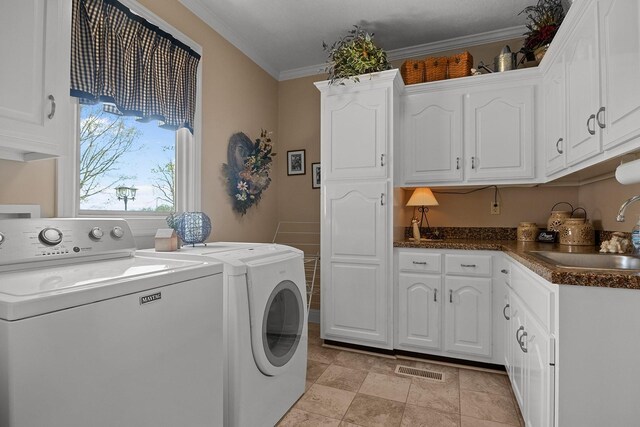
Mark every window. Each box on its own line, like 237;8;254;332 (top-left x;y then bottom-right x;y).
58;0;201;237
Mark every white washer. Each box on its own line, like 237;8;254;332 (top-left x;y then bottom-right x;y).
142;243;308;427
0;219;224;427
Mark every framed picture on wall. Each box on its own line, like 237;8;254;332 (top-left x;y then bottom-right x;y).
311;163;320;189
287;149;306;175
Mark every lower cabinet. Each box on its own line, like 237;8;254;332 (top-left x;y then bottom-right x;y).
444;276;492;357
395;249;494;362
502;256;555;427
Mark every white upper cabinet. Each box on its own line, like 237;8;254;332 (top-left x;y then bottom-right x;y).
598;0;640;150
0;0;71;161
544;56;566;175
564;0;602;165
403;92;463;183
465;85;535;181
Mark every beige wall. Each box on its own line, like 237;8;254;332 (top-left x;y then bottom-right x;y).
0;159;57;217
578;178;640;232
0;0;280;243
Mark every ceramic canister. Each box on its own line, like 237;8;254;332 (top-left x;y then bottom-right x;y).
517;222;539;242
559;218;595;246
547;202;574;232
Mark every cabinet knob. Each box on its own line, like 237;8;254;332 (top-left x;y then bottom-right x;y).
500;269;509;274
556;138;563;154
47;94;56;120
597;106;606;129
587;114;596;135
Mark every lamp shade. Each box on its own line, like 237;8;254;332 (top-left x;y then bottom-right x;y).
406;188;439;207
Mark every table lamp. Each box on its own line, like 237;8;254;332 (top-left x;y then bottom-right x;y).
406;187;439;239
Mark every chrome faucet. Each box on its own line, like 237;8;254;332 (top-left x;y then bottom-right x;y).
616;195;640;222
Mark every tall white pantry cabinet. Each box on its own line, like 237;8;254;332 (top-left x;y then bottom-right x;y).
315;71;403;349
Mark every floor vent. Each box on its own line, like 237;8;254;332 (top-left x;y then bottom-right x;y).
395;365;445;382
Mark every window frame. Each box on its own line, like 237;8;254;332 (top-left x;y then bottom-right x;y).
56;0;202;239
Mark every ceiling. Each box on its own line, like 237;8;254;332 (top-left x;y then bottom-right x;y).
179;0;533;81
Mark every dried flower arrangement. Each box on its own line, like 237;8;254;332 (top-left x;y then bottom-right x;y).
323;25;392;85
222;130;275;215
519;0;566;55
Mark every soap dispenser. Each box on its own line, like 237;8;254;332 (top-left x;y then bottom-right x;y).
632;216;640;254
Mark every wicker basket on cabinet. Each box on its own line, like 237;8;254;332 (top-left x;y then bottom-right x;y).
447;51;473;78
400;60;425;85
424;56;448;82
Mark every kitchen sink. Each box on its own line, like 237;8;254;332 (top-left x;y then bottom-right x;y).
526;251;640;271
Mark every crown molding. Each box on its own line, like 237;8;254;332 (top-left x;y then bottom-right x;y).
279;64;327;81
178;0;280;80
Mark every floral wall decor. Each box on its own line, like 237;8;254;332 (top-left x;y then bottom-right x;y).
222;129;275;215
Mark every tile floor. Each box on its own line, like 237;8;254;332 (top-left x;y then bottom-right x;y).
278;323;525;427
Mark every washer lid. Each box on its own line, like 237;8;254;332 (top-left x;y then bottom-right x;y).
0;255;222;321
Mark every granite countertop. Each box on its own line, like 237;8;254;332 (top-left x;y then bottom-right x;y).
394;239;640;290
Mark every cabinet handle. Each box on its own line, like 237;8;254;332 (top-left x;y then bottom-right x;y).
556;138;563;154
503;303;510;320
461;264;476;268
597;106;606;129
412;261;427;265
456;157;460;170
47;94;56;119
434;289;437;302
449;289;453;303
381;154;385;167
587;114;596;135
380;193;385;206
519;331;528;353
500;269;508;274
516;325;524;342
471;156;476;169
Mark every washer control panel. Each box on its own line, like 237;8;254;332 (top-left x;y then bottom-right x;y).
0;218;136;268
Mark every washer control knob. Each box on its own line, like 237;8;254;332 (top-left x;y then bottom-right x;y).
0;232;4;245
39;227;63;246
89;227;104;240
111;226;125;239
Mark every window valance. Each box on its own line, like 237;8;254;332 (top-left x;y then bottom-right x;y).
70;0;200;132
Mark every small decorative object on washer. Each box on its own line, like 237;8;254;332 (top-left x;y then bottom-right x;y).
155;228;180;252
168;212;212;246
517;222;539;242
547;202;573;232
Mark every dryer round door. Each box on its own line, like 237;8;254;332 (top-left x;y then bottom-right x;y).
257;279;304;375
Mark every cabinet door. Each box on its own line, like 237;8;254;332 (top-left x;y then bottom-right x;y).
523;312;555;427
322;181;390;347
565;0;602;165
599;0;640;150
322;88;388;180
403;92;463;183
509;294;526;410
465;86;534;181
397;273;441;350
0;0;70;161
444;276;492;357
544;57;567;176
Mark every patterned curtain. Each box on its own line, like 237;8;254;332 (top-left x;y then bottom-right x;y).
70;0;200;133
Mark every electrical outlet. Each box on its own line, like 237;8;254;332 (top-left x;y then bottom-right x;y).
491;201;501;215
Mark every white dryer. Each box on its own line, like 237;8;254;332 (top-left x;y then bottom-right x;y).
142;243;308;427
